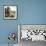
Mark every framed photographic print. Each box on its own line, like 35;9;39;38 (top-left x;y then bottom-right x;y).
4;5;17;19
18;24;46;41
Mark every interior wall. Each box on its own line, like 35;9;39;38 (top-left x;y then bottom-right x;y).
0;0;46;44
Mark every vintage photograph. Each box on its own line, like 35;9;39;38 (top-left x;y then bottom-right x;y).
4;6;17;19
18;25;46;41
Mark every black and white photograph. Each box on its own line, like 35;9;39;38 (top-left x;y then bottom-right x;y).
4;6;17;19
18;25;46;41
19;25;46;41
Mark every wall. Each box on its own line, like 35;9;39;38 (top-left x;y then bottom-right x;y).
0;0;46;44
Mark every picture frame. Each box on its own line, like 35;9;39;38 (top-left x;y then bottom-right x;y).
18;24;46;41
4;5;17;19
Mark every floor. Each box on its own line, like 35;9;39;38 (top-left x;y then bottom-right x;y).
19;40;46;46
0;44;18;46
0;40;46;46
